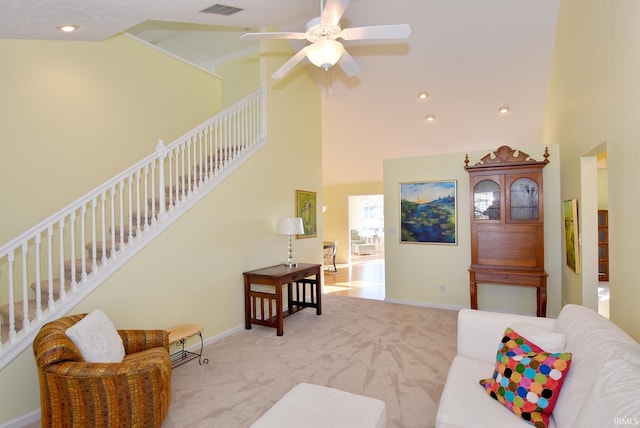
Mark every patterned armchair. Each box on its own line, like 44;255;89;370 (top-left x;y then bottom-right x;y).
33;313;172;428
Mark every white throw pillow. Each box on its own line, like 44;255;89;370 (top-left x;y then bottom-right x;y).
65;309;125;363
510;321;566;353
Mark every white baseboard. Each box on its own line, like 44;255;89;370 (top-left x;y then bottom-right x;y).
384;298;464;312
201;324;245;348
0;409;40;428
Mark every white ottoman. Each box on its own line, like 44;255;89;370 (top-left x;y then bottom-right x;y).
251;383;387;428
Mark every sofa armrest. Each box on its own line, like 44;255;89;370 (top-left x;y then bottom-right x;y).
457;309;556;362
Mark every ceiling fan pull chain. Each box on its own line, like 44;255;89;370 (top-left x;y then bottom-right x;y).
326;70;331;99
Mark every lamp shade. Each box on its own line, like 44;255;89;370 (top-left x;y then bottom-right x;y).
278;217;304;235
306;38;344;70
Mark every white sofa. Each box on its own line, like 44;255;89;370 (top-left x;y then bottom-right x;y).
436;304;640;428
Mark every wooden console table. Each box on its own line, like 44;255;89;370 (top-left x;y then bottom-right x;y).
243;263;322;336
469;267;548;317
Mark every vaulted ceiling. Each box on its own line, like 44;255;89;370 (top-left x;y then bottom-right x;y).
0;0;560;185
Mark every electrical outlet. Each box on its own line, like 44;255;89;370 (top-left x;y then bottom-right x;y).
439;284;446;292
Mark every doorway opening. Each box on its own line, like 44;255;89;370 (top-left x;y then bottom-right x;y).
596;151;609;318
324;194;385;300
580;145;609;318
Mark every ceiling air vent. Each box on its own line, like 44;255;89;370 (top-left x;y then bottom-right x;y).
201;4;244;16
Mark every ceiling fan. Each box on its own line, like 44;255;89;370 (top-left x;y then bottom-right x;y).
241;0;411;79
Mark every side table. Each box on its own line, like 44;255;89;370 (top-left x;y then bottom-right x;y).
167;324;209;367
243;263;322;336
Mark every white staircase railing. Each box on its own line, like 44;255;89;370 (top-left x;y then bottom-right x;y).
0;85;266;370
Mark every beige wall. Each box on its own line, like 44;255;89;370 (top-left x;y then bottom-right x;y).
0;36;323;425
215;52;261;109
542;0;640;340
598;169;608;210
0;36;222;244
322;182;383;264
383;145;562;316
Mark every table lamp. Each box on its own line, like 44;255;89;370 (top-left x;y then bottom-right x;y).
278;217;304;267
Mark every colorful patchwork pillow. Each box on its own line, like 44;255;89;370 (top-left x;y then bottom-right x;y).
479;327;572;428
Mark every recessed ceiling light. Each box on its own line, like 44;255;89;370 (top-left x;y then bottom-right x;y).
498;106;510;114
418;92;429;100
425;114;436;122
57;25;79;33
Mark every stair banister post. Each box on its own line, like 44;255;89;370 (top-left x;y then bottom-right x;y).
156;140;168;220
21;242;30;330
7;249;16;342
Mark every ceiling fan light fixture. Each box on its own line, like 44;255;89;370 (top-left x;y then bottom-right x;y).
306;38;344;70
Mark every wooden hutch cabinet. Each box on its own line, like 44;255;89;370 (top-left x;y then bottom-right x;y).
598;210;609;281
464;145;549;317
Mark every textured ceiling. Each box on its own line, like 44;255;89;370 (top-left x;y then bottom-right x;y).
0;0;561;185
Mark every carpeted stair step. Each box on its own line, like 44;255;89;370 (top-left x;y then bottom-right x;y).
127;211;155;227
0;299;46;331
147;198;175;211
109;225;138;242
207;152;231;164
178;170;210;184
85;241;122;259
64;258;101;277
1;323;8;344
30;278;72;301
165;182;191;195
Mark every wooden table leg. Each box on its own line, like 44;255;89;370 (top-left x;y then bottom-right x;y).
276;283;284;336
315;269;322;315
539;277;547;317
469;271;478;310
287;282;293;313
244;276;252;330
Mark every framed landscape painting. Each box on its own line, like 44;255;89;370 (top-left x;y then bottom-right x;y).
296;190;317;238
563;199;581;273
400;180;457;244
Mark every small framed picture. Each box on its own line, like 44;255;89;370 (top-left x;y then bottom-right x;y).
296;190;317;238
563;199;581;273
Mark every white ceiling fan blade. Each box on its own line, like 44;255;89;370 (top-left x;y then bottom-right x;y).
271;46;311;79
241;32;307;40
338;49;360;77
321;0;351;27
340;24;412;41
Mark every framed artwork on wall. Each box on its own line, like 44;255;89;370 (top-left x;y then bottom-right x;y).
296;190;317;238
399;180;457;244
563;199;581;273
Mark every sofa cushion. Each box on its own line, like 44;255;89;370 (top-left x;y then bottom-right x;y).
65;309;125;363
436;355;555;428
552;304;640;427
573;359;640;428
456;309;556;363
479;328;572;428
510;322;566;353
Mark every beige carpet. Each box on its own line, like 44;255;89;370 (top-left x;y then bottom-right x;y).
163;294;458;428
